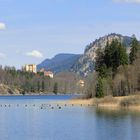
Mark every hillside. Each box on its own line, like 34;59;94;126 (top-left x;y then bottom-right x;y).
71;33;133;76
37;53;81;73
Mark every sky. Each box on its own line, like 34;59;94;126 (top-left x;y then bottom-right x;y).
0;0;140;69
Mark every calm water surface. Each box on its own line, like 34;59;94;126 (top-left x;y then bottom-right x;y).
0;95;140;140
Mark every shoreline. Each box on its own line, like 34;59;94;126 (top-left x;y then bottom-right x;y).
0;93;81;96
58;95;140;111
0;94;140;111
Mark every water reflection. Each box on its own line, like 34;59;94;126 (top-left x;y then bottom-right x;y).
94;108;140;140
0;97;140;140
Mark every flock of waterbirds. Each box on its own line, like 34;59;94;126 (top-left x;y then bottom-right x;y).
0;103;92;110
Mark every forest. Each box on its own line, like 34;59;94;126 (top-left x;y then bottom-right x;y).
0;66;83;95
86;37;140;98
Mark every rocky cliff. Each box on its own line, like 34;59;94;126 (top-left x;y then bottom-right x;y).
71;33;133;76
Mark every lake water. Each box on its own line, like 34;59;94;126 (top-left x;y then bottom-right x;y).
0;95;140;140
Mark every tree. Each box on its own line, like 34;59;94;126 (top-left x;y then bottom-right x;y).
95;39;128;78
97;64;108;78
129;37;140;64
104;39;128;72
41;80;45;92
95;48;105;72
96;78;104;98
37;81;40;92
95;48;108;78
118;44;128;66
53;82;58;94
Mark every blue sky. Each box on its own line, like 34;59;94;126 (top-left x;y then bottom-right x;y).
0;0;140;68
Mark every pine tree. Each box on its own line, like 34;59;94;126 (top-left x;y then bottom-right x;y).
95;48;105;72
104;39;128;72
95;48;108;78
118;44;128;66
53;82;58;95
95;40;128;80
96;78;104;98
129;37;140;64
41;80;45;92
37;81;40;92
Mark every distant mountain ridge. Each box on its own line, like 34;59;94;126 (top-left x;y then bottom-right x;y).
37;53;81;73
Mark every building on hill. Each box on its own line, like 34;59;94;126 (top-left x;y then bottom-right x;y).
44;71;54;78
23;64;37;73
39;68;54;78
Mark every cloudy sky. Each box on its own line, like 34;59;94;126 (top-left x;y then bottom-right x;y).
0;0;140;68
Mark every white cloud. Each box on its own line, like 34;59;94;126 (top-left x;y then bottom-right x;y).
114;0;140;3
0;53;6;59
0;22;6;30
26;50;43;58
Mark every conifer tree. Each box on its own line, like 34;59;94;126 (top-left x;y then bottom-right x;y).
104;39;128;72
37;81;40;92
129;37;140;64
53;82;58;94
41;80;45;92
96;78;104;98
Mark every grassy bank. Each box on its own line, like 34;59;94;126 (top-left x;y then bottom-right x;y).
64;94;140;111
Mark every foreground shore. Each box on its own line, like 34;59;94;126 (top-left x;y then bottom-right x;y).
59;95;140;111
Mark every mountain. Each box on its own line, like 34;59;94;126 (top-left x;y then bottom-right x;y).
38;33;134;76
71;33;133;76
37;53;81;73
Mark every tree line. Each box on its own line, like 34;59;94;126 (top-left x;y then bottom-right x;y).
0;66;84;94
86;37;140;98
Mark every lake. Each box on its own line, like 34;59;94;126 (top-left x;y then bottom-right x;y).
0;95;140;140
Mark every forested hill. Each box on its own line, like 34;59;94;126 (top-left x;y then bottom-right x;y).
71;33;134;76
37;53;81;73
86;37;140;98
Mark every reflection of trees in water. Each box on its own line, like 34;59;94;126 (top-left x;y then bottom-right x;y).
88;107;140;140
